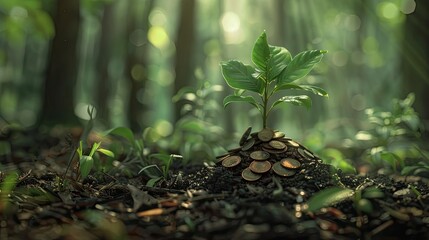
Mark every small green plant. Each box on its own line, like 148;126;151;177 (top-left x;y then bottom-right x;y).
355;93;427;174
307;184;384;216
171;78;226;163
104;126;181;186
138;154;181;187
76;141;114;180
220;31;328;128
104;126;145;160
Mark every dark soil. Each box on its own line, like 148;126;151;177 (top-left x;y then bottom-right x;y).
1;128;429;240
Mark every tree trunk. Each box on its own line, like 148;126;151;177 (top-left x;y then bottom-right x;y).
125;0;153;132
39;0;80;126
95;2;116;128
173;0;196;123
401;2;429;125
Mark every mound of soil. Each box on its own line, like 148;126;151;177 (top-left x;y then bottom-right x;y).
1;128;429;239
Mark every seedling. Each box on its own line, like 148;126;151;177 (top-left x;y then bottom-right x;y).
355;93;426;174
76;141;114;180
138;154;182;187
221;31;328;128
172;79;225;163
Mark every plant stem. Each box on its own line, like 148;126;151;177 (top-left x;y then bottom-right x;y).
262;74;269;129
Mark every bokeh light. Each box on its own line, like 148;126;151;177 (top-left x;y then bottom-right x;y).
148;26;169;49
221;12;240;33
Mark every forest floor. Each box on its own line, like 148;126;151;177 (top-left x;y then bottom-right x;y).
1;128;429;240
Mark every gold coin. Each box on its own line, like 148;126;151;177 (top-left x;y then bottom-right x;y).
273;131;285;139
250;150;270;160
278;137;292;143
242;138;255;151
239;126;252;146
262;143;274;149
272;162;297;177
215;154;230;164
258;128;274;142
262;146;288;154
269;140;286;150
280;158;301;169
286;140;300;147
298;148;314;159
242;167;262;181
249;160;271;173
222;155;241;168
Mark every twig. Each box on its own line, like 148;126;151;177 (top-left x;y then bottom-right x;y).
140;185;186;194
62;145;77;183
369;220;394;237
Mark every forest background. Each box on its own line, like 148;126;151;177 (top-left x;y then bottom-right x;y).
0;0;428;165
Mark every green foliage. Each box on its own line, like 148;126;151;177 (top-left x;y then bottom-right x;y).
307;185;384;215
322;148;356;174
76;141;114;180
302;129;356;174
220;31;328;128
0;171;18;213
170;79;226;163
401;159;429;178
355;93;427;174
0;0;54;44
103;126;182;186
104;126;145;161
307;187;354;212
138;154;181;187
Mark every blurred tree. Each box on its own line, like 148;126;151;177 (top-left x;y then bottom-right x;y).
95;2;115;127
173;0;196;123
39;0;80;126
402;1;429;127
125;0;153;132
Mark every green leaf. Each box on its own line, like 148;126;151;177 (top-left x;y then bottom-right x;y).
104;127;135;144
251;31;291;81
221;60;263;94
307;187;354;212
362;187;384;199
278;50;327;84
146;177;163;187
401;166;420;176
323;148;356;174
76;141;83;158
356;198;374;214
275;83;328;97
380;152;401;165
97;148;115;158
138;164;163;179
223;95;261;111
177;117;205;133
234;89;246;96
251;31;270;71
150;153;172;164
89;142;101;157
267;46;292;80
272;95;312;109
80;155;94;179
172;86;195;102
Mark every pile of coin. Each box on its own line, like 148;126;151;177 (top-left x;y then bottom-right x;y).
217;127;317;181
